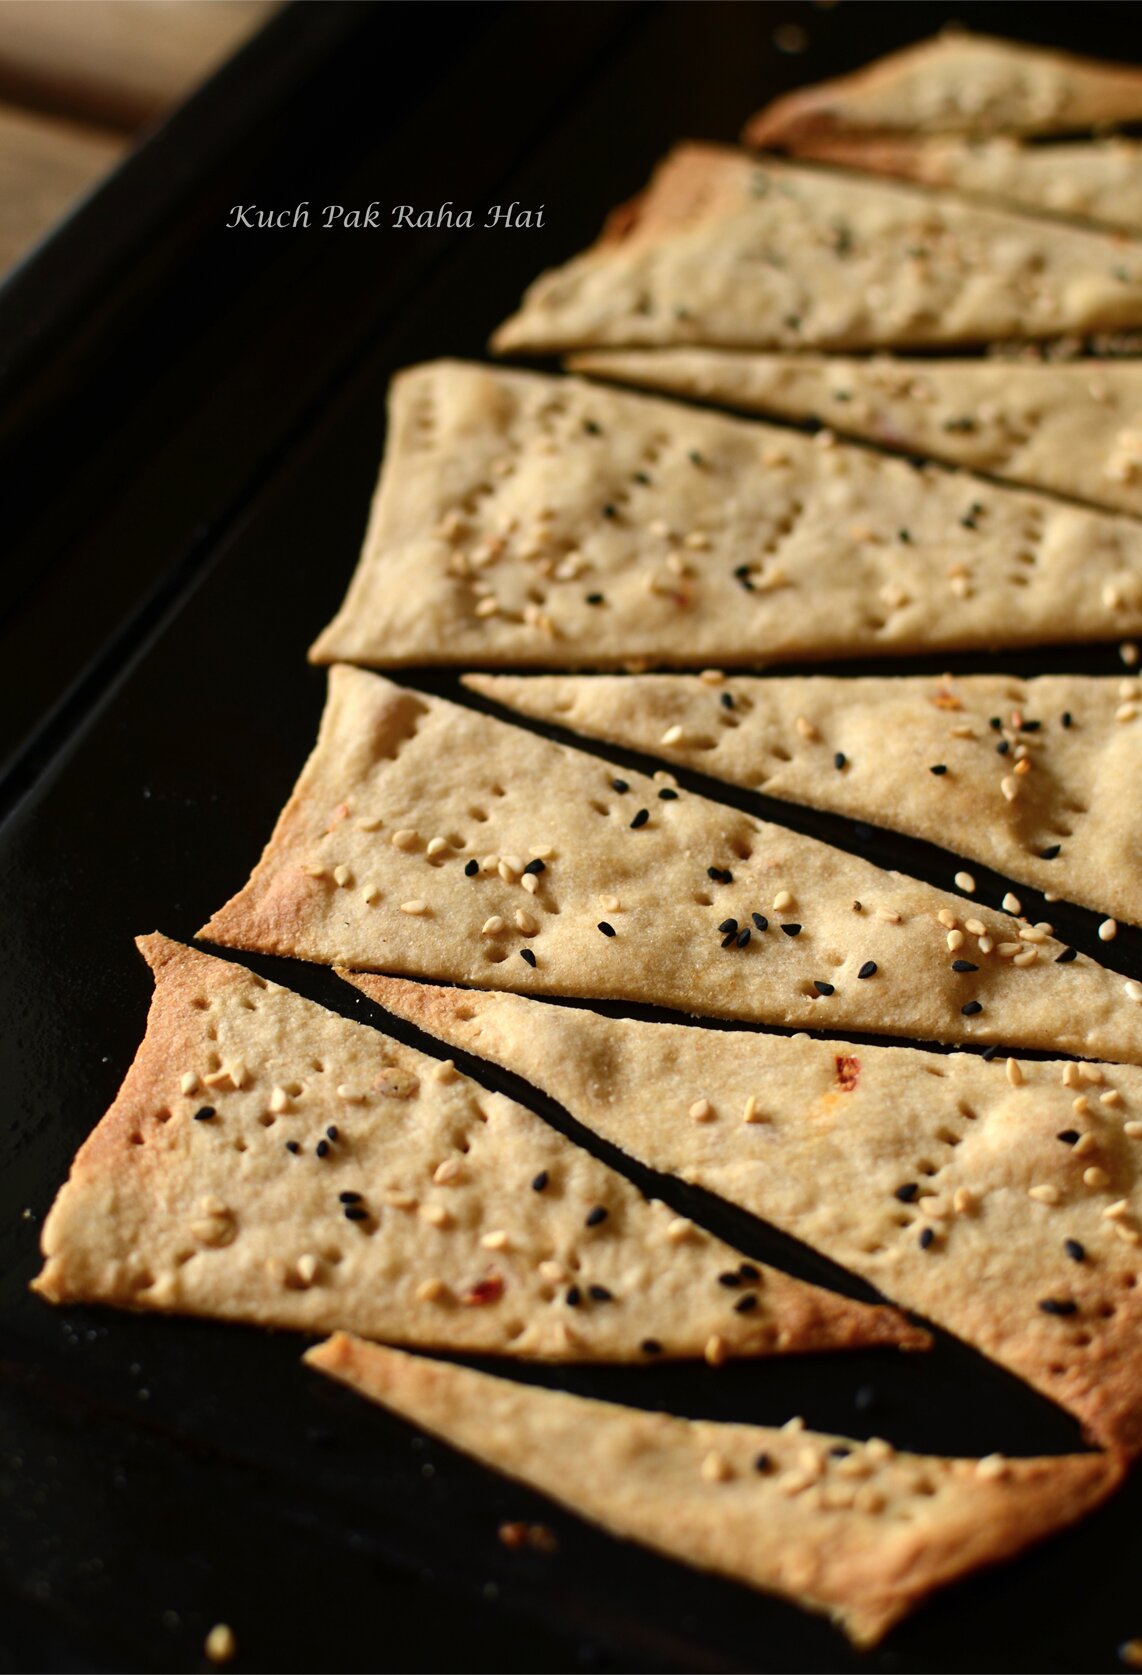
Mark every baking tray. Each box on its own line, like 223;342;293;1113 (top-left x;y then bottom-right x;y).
3;3;1142;1670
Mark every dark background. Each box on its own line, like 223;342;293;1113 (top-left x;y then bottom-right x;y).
4;4;1142;1671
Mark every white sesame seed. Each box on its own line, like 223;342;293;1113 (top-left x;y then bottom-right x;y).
521;873;539;894
1117;704;1139;724
701;1451;732;1483
515;909;538;935
1029;1184;1060;1204
975;1455;1008;1482
666;1217;694;1243
416;1278;446;1302
947;930;965;952
877;908;902;924
180;1071;199;1095
704;1334;728;1367
420;1203;450;1227
1115;1223;1142;1245
1001;776;1019;801
996;941;1022;957
1122;643;1141;668
661;725;686;746
482;1230;510;1251
795;717;819;742
865;1437;894;1462
1125;1121;1142;1138
475;597;499;617
433;1059;456;1084
1104;1199;1131;1221
965;918;986;937
938;909;958;930
689;1098;714;1122
1102;1089;1124;1107
205;1624;236;1665
978;935;994;953
296;1254;319;1286
743;1095;764;1123
1079;1064;1105;1085
336;1085;363;1103
400;900;429;916
1062;1063;1081;1088
539;1260;567;1284
426;837;450;857
773;890;795;911
392;829;419;851
362;884;381;905
1002;893;1022;915
1100;919;1119;942
601;895;621;913
952;1187;974;1215
954;872;976;893
481;916;506;936
269;1086;290;1113
498;859;519;882
699;668;725;685
300;862;327;879
1006;1058;1023;1087
333;864;352;887
1083;1167;1110;1189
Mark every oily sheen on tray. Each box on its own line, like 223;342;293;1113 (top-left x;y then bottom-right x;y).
34;937;919;1360
201;667;1142;1063
309;1335;1123;1648
311;361;1142;670
362;977;1142;1455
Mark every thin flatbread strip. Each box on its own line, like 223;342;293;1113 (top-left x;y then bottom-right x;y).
744;30;1142;147
491;146;1142;356
310;362;1142;670
307;1335;1123;1647
359;978;1142;1453
201;666;1142;1065
778;135;1142;239
465;671;1142;928
566;349;1142;519
33;936;919;1361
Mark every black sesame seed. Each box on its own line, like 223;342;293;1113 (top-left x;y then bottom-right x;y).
734;1293;759;1313
781;923;802;937
708;866;733;884
532;1171;549;1192
285;1141;301;1155
737;928;752;949
754;1452;773;1474
658;787;679;800
598;921;616;938
919;1227;935;1249
630;808;650;829
641;1339;662;1356
339;1191;363;1203
1038;1298;1078;1316
858;960;877;979
584;419;601;435
930;764;948;776
982;1045;1001;1061
719;918;739;935
602;503;617;519
193;1106;215;1122
1022;720;1041;733
316;1140;330;1158
1056;1130;1080;1146
752;912;768;932
733;563;751;578
952;959;979;973
612;778;629;794
520;949;537;968
585;592;605;605
589;1285;613;1302
718;1272;743;1288
895;1183;919;1204
898;528;912;543
1056;947;1078;964
344;1206;369;1223
465;858;479;876
829;1445;852;1458
721;931;737;949
585;1206;608;1228
737;574;755;591
523;858;546;875
689;449;704;466
814;980;835;996
739;1264;760;1281
990;717;1002;731
721;692;735;710
961;1000;983;1016
633;471;651;485
1040;844;1061;860
834;752;846;770
1064;1238;1085;1262
326;1126;339;1141
1061;711;1073;729
996;740;1010;754
565;1286;582;1307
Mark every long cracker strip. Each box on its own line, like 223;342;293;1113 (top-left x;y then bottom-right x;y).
311;361;1142;670
358;978;1142;1453
33;936;918;1361
744;30;1142;147
567;349;1142;518
307;1335;1122;1648
466;670;1142;927
780;134;1142;238
202;667;1142;1064
491;146;1142;356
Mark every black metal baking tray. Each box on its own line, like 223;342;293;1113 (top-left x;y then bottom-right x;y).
4;3;1142;1670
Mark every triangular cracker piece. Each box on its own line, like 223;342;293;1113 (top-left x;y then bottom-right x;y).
491;146;1142;355
744;31;1142;147
566;349;1142;518
33;936;920;1361
774;135;1142;238
310;362;1142;669
307;1335;1123;1647
202;667;1142;1065
465;671;1142;927
357;979;1142;1453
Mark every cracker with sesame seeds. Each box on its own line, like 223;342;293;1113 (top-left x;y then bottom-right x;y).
566;350;1142;518
203;666;1142;1064
33;935;919;1363
360;979;1142;1454
307;1335;1122;1647
465;671;1142;927
743;30;1142;149
764;135;1142;240
309;361;1142;671
490;147;1142;358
